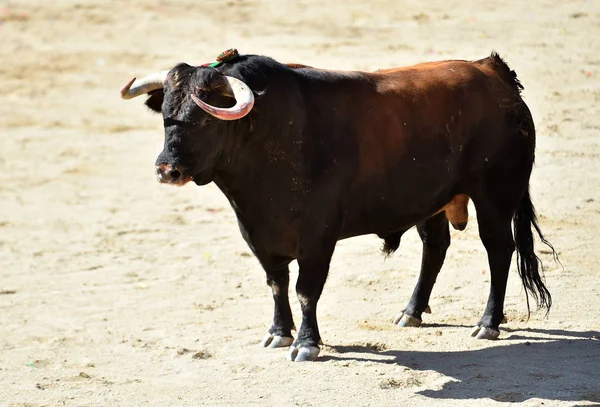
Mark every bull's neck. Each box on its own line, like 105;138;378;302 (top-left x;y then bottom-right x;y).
212;115;301;211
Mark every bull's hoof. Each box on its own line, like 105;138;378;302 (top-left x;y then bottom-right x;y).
470;325;500;340
287;345;320;362
260;333;294;348
393;313;422;327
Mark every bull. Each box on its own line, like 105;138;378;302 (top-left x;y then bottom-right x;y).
120;50;555;361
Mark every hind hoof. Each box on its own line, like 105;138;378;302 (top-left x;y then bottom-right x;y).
470;325;500;340
393;313;422;327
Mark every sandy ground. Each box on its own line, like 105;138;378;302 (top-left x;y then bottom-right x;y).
1;0;599;406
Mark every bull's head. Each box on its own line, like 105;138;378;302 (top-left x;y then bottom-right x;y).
120;63;254;186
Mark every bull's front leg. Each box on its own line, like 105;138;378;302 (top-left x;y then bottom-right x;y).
260;262;295;348
287;257;330;362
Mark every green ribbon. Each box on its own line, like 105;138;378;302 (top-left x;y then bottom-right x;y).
203;48;239;68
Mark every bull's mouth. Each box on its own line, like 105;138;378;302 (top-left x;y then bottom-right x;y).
157;174;194;186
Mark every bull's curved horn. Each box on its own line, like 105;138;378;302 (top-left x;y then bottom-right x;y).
191;76;254;121
120;70;169;100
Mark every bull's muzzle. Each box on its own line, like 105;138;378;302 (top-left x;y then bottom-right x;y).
155;164;192;186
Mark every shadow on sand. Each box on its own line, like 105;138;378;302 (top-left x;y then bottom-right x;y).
323;327;600;403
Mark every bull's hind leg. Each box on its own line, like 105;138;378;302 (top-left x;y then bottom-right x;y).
395;212;450;327
259;258;295;349
471;195;516;340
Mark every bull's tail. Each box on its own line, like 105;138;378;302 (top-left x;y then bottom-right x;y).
483;51;525;94
513;189;557;316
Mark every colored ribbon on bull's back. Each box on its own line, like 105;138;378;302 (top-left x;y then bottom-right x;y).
201;48;240;68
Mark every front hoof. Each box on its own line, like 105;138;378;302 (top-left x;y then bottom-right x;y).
260;333;294;348
470;325;500;340
393;313;422;327
287;345;320;362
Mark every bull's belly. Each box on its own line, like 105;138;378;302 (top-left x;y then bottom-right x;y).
340;192;470;239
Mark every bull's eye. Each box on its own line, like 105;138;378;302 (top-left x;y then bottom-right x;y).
194;89;208;99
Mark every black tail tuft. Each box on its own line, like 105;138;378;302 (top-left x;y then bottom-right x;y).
513;189;557;317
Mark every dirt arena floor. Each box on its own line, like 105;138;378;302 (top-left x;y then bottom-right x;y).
1;0;599;406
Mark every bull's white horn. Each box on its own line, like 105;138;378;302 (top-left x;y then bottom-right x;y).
120;70;169;100
191;76;254;121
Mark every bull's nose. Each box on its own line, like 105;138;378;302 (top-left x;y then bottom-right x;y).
156;164;182;183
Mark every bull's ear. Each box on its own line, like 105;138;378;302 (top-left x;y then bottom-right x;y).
145;89;164;113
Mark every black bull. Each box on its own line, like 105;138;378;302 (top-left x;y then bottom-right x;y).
120;52;555;361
